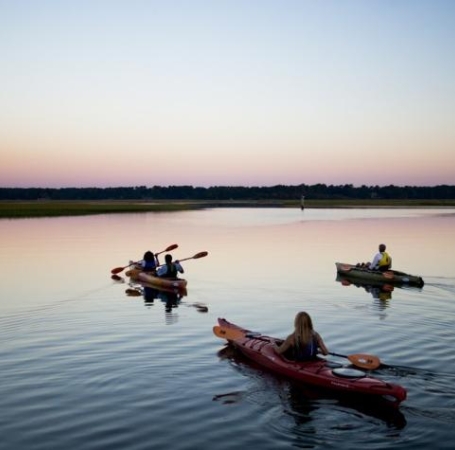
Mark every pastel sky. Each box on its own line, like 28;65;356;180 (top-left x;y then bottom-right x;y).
1;0;454;188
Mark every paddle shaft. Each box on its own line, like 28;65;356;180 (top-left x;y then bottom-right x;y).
329;351;349;359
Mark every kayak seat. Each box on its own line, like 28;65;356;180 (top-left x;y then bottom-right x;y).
332;368;366;378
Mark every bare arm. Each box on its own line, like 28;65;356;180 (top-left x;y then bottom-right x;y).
274;334;293;355
315;332;328;355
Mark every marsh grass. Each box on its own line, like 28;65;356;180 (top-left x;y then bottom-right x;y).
1;199;454;218
0;201;205;218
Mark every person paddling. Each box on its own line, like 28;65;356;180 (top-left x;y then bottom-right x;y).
356;243;392;271
370;243;392;272
274;311;328;361
137;250;158;274
157;254;184;279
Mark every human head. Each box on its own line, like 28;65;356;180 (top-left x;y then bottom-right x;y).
379;243;386;252
294;311;313;333
165;254;173;264
144;251;155;261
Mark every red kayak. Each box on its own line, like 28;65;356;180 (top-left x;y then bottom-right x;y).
214;318;407;408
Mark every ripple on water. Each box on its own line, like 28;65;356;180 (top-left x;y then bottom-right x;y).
2;211;455;449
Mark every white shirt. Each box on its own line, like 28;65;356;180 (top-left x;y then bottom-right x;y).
370;252;384;270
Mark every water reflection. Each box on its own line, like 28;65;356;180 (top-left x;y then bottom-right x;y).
143;285;160;305
335;274;424;307
2;208;455;449
116;275;208;323
336;274;395;304
215;346;407;431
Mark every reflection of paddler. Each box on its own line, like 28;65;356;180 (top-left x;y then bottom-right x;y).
143;285;159;303
378;284;393;301
125;285;207;312
378;290;392;301
158;290;181;312
370;287;392;301
125;286;160;304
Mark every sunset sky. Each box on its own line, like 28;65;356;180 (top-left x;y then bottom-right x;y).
1;0;454;188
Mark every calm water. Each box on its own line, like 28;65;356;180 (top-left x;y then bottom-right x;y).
1;208;455;449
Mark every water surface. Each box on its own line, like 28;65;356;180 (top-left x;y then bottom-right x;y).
1;208;455;449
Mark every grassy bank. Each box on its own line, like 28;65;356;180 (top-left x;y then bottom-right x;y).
1;199;455;219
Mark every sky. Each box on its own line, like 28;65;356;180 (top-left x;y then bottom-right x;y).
1;0;454;188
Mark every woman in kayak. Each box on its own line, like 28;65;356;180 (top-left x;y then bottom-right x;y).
274;311;328;361
156;253;184;279
141;251;158;273
132;251;158;274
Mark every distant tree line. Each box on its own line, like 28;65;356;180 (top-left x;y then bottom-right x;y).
1;184;454;201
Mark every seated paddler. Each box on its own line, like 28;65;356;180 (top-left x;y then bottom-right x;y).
274;311;329;361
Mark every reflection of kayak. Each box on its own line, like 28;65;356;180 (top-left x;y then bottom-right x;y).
336;262;424;287
337;273;394;291
214;318;407;408
125;268;188;290
125;281;207;312
216;346;407;428
127;281;188;297
336;274;395;300
143;282;187;297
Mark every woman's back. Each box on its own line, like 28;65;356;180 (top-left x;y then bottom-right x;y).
293;333;318;361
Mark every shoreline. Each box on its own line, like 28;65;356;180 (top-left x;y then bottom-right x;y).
1;199;455;219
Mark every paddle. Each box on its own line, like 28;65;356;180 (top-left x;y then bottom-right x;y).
125;288;142;296
213;325;245;340
111;244;178;274
155;244;178;256
328;352;382;370
213;325;384;370
157;251;208;267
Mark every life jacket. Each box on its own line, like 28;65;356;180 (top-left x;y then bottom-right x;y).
293;335;318;361
142;260;156;272
161;263;177;278
378;251;391;268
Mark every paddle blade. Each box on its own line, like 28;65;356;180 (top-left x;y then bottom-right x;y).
176;251;209;263
213;326;244;340
193;251;208;259
347;353;381;370
125;288;142;297
111;260;138;274
156;244;179;255
192;303;208;313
